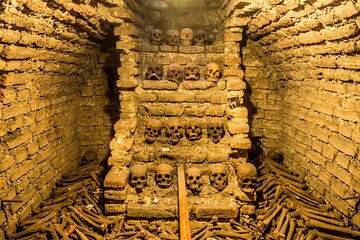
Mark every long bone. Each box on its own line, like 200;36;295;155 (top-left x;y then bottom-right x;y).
273;207;289;236
278;176;307;189
268;164;304;183
257;195;286;221
315;230;357;240
285;185;324;205
300;211;345;226
265;158;298;175
261;203;283;227
278;212;292;239
68;206;107;233
305;218;360;237
286;218;296;240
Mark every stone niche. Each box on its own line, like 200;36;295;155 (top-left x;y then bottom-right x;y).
104;2;250;219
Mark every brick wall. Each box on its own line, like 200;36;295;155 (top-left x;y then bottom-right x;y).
244;0;360;217
0;0;118;230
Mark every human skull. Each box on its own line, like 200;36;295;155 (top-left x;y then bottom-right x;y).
165;29;179;45
81;150;98;165
155;163;174;188
205;62;221;82
150;28;163;44
207;119;224;143
209;164;228;191
184;63;200;81
185;122;202;141
236;163;257;194
165;119;184;145
129;165;148;190
193;29;207;45
185;167;203;193
267;149;284;163
145;63;163;80
144;119;162;144
166;63;183;84
180;28;193;46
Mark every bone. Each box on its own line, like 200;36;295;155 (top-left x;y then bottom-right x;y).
262;203;283;227
75;228;90;240
273;207;289;236
68;206;107;233
315;230;357;240
305;218;360;237
286;218;296;240
300;211;345;226
278;212;292;239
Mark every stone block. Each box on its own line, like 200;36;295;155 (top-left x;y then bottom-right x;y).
207;149;230;163
109;137;134;151
0;155;15;172
158;93;195;102
329;134;357;157
230;136;251;149
127;204;177;219
104;167;129;189
226;119;249;135
145;106;165;116
223;32;243;42
116;78;138;89
227;78;246;90
165;106;184;116
205;106;226;117
196;93;227;104
108;153;132;167
117;67;139;76
206;43;225;53
182;81;213;90
184;107;204;117
116;40;137;50
226;107;248;119
222;69;244;78
142;80;179;90
179;46;204;53
159;45;178;52
138;93;157;102
217;79;226;90
104;189;127;201
191;204;238;220
114;118;137;133
138;43;159;52
114;23;140;36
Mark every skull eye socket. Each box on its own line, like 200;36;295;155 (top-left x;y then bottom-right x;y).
140;176;146;180
251;179;257;184
157;174;163;179
165;174;170;178
188;176;194;180
243;178;250;183
209;127;215;130
196;176;201;180
133;176;138;181
212;173;217;178
221;173;226;177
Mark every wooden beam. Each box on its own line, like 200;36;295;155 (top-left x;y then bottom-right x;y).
178;164;191;240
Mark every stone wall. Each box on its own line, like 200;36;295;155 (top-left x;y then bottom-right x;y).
243;0;360;217
0;0;117;231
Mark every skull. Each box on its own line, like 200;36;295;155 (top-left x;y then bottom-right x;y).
267;149;284;163
185;167;203;193
205;62;221;82
129;165;148;190
145;63;163;80
166;63;183;84
81;150;98;165
180;28;193;46
165;119;184;145
207;119;225;143
155;163;174;188
209;164;228;191
144;119;162;144
165;29;179;46
193;29;207;45
150;28;163;44
184;63;200;81
236;163;257;194
185;122;202;141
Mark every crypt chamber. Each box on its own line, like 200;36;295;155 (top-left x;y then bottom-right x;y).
0;0;360;239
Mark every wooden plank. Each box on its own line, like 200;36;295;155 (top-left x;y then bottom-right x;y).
178;164;191;240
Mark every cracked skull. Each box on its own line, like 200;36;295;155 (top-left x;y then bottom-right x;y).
194;29;207;45
186;167;203;193
165;29;179;45
180;28;193;46
184;63;200;81
205;62;221;82
166;63;183;84
185;122;202;141
236;163;257;194
165;119;184;145
81;150;98;165
155;163;174;188
145;63;163;80
144;119;162;144
150;28;163;44
209;164;228;191
129;165;148;189
207;119;224;143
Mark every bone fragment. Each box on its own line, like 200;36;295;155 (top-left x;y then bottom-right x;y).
305;218;360;237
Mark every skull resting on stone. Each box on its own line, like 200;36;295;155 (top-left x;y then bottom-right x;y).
129;165;148;190
185;122;202;141
185;167;203;193
205;62;221;82
209;164;228;191
236;163;257;194
207;119;225;143
165;119;184;145
165;29;179;46
180;28;193;46
166;63;183;84
155;163;174;188
81;150;98;165
150;28;163;44
194;29;207;45
267;149;284;163
184;63;200;81
144;119;162;144
145;63;163;80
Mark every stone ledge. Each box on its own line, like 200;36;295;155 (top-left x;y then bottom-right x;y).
142;80;179;90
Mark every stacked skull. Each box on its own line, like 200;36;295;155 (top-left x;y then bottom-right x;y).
155;163;174;188
145;63;163;80
185;121;202;141
207;119;225;143
185;167;203;194
144;119;162;144
165;119;184;145
129;165;148;190
209;164;228;191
